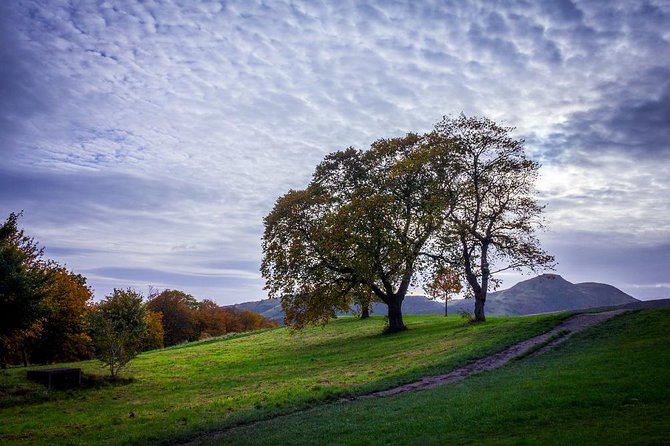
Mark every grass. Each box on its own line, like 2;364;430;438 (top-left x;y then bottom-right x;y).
217;309;670;445
0;314;565;445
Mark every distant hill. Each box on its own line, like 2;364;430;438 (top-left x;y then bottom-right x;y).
229;296;443;325
447;274;638;316
229;274;639;323
232;299;286;323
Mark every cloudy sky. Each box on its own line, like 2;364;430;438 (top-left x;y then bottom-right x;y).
1;0;668;304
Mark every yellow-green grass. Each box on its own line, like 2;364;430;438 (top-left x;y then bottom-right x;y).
219;309;670;445
1;314;566;445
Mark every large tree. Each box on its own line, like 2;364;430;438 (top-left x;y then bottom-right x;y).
431;115;554;321
262;115;553;331
262;133;458;333
0;212;49;368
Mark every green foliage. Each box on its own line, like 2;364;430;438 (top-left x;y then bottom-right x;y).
262;115;553;331
218;310;670;446
0;212;49;368
0;314;564;444
459;308;475;322
89;288;148;379
0;213;96;366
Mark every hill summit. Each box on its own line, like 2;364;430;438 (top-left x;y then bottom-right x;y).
449;274;639;316
230;274;639;322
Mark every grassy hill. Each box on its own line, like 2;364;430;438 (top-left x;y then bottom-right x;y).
3;309;668;445
0;314;565;445
221;309;670;445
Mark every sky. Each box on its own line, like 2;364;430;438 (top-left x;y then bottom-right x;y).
1;0;669;304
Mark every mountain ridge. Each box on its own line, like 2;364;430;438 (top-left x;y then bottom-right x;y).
229;274;639;324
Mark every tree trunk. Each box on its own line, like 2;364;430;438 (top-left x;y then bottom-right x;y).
474;289;486;322
385;297;406;333
361;304;370;319
0;338;7;369
22;347;29;367
444;299;448;317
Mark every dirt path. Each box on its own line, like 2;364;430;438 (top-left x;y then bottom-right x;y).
179;309;627;445
355;309;627;399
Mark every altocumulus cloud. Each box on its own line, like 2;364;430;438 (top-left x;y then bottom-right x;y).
1;0;668;302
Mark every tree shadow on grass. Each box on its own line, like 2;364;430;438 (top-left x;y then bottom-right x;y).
81;373;135;389
0;373;135;409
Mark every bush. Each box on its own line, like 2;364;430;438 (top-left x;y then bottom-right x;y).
459;309;475;322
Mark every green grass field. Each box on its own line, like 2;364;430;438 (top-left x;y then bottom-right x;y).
0;314;565;445
217;309;670;445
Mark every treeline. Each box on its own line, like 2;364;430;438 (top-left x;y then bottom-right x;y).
146;289;278;348
0;212;276;368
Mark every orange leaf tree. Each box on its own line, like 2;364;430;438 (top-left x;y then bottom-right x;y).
424;267;462;316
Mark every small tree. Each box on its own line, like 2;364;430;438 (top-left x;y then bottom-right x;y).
90;288;147;379
424;267;462;316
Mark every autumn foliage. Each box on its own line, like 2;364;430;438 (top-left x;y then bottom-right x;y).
1;213;94;366
147;290;278;347
30;267;94;363
0;212;276;367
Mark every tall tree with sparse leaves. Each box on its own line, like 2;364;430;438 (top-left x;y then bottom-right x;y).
431;115;555;321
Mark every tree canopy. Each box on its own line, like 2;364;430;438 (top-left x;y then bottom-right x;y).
30;267;94;363
262;115;553;331
0;212;50;367
262;132;456;333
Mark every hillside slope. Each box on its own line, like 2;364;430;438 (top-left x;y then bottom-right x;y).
1;314;564;445
222;309;670;445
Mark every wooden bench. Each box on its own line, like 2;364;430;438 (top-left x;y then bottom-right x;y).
27;368;82;390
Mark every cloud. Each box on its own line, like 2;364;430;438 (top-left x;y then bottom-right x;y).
1;0;669;303
578;75;669;156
